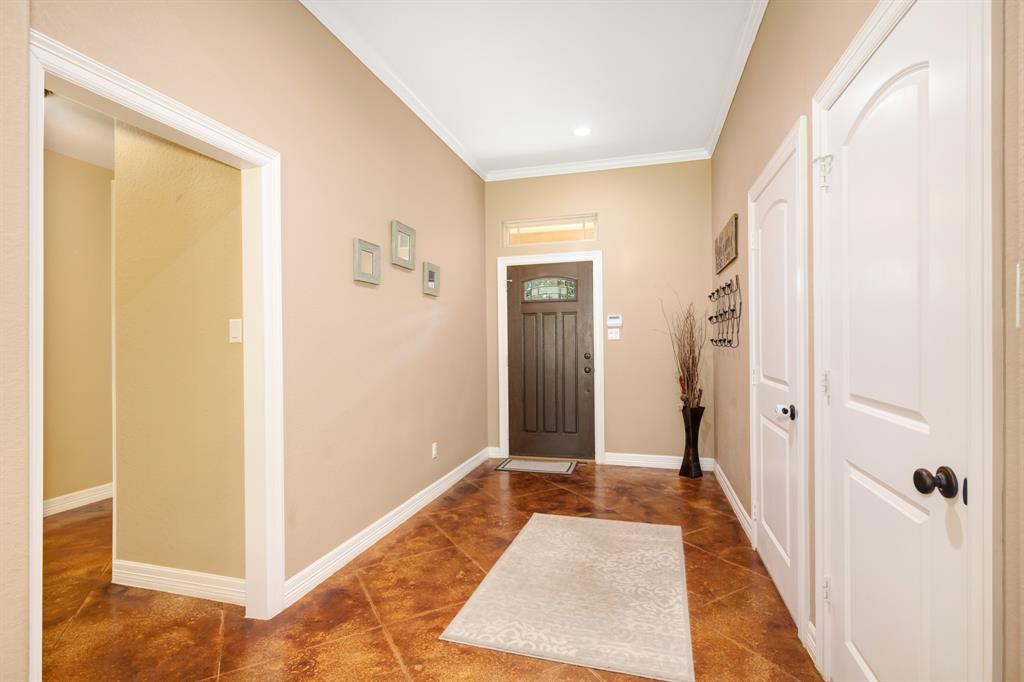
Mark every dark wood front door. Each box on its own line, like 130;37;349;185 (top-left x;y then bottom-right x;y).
507;261;594;459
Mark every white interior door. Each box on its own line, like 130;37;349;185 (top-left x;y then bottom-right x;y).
750;118;807;628
820;2;978;680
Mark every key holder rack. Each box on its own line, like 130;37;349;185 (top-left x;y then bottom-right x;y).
707;275;742;348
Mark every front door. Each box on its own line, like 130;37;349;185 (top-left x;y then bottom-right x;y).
821;1;979;679
507;262;594;459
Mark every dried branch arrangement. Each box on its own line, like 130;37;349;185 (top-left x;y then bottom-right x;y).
661;298;708;409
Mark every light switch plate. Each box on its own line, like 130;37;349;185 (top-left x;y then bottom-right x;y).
229;318;243;343
608;328;621;341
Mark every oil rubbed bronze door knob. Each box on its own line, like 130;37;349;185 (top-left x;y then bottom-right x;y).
584;352;592;360
584;366;592;374
913;466;959;499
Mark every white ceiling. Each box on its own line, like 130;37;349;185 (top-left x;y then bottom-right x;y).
302;0;766;180
45;94;115;170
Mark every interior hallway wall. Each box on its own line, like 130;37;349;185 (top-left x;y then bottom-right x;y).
485;161;714;460
710;0;874;514
114;123;244;578
27;0;487;580
0;0;30;677
43;149;112;501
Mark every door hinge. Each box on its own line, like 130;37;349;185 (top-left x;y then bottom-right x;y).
822;370;831;404
749;231;759;251
823;575;831;605
751;368;758;386
813;153;834;193
751;501;759;522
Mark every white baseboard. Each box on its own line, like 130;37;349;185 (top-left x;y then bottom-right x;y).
803;620;821;672
714;461;756;545
283;446;491;608
43;482;113;517
603;451;716;473
112;559;245;605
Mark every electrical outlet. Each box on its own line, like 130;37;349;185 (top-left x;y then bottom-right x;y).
431;442;438;459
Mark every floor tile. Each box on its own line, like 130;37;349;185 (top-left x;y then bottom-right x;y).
684;544;767;607
509;487;612;517
218;572;381;674
359;546;484;624
467;469;564;501
348;514;455;570
692;579;820;681
428;501;530;570
43;583;224;682
421;480;497;514
692;626;796;681
218;628;406;681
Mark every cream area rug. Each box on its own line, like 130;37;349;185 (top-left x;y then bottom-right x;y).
440;513;694;682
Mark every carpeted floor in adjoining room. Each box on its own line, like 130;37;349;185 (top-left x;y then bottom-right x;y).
43;461;821;681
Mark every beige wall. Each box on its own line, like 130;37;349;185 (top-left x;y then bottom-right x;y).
710;0;875;513
43;149;113;501
1003;0;1021;676
113;123;244;577
1;0;30;677
24;0;486;580
485;162;714;459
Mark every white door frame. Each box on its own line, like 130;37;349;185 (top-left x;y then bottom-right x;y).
810;1;997;678
28;31;287;679
746;116;810;658
496;251;605;462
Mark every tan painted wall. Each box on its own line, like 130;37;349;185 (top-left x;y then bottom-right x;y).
1003;0;1021;676
710;0;875;513
43;150;113;501
26;0;487;579
1;0;30;676
485;162;714;459
113;123;244;577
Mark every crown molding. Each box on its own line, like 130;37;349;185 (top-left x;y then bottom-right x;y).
485;148;710;182
300;0;485;179
704;0;768;155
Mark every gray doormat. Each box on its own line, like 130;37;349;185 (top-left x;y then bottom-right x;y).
495;458;577;475
441;514;694;682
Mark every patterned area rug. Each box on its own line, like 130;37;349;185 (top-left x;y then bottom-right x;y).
440;514;694;681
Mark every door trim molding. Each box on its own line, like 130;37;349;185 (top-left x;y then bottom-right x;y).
496;251;605;462
810;1;996;678
746;115;810;654
28;31;287;677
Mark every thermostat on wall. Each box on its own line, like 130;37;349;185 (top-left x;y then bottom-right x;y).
606;314;623;328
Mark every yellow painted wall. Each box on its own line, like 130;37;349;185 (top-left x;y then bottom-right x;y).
114;123;244;578
43;149;113;500
485;161;714;460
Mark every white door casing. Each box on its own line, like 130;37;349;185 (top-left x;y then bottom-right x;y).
813;1;993;680
748;117;809;638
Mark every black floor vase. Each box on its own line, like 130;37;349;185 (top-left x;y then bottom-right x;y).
679;405;705;478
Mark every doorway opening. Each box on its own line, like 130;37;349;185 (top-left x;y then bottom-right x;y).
28;31;285;679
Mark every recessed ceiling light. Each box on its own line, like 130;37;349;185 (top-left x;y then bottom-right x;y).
573;126;591;137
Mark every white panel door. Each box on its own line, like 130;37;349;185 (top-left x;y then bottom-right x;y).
750;119;807;626
822;2;973;680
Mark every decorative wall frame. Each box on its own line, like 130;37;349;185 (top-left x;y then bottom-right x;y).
714;213;739;274
390;220;416;270
422;261;441;296
353;238;381;284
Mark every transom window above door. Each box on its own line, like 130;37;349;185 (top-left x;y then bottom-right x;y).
523;277;577;302
503;214;597;246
